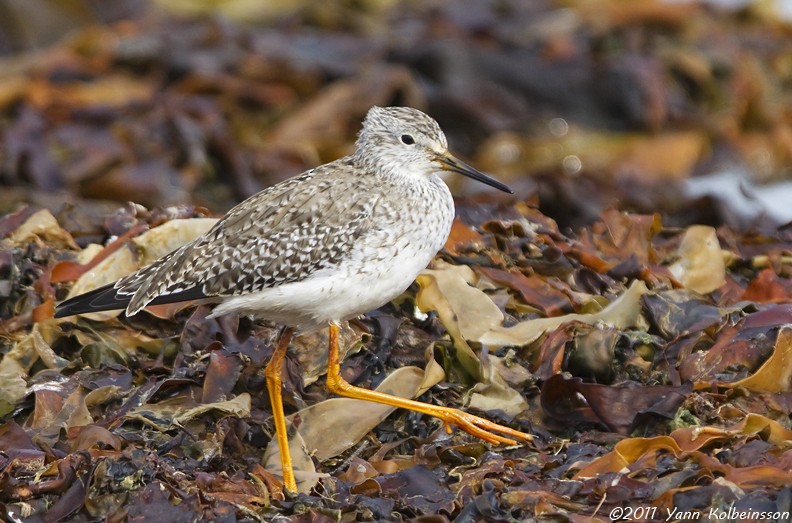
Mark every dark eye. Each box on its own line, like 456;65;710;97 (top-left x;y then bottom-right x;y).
400;134;415;145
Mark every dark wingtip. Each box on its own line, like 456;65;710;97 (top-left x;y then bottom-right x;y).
54;282;210;318
54;282;130;318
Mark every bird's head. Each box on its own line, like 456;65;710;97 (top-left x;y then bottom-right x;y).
354;106;512;194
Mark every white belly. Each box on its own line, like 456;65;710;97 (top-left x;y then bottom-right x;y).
208;238;439;330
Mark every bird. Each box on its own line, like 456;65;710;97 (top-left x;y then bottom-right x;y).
55;106;533;492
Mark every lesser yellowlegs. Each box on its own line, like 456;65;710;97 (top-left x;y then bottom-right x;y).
55;106;533;492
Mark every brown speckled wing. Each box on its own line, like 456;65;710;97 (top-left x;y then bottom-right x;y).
118;160;375;315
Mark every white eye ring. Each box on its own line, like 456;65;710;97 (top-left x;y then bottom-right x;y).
400;134;415;145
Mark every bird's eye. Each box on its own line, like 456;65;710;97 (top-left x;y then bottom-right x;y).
400;134;415;145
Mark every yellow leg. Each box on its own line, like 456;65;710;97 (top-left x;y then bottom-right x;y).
325;323;533;445
264;326;297;493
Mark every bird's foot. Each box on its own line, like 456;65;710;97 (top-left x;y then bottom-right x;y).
429;405;532;445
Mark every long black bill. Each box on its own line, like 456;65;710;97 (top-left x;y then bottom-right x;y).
439;154;513;194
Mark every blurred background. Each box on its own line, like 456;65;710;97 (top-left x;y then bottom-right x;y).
1;0;791;231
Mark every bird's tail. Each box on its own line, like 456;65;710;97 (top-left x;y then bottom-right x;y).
54;283;132;318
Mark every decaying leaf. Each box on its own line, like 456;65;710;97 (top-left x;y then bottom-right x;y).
173;393;252;425
541;374;690;434
0;322;64;417
32;386;94;448
121;392;251;430
479;280;649;347
726;326;792;393
417;262;504;347
416;263;650;425
290;323;365;386
668;225;726;294
466;354;529;417
673;413;792;450
0;345;33;418
576;413;792;488
416;261;533;414
7;209;78;250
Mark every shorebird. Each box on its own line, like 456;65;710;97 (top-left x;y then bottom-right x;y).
55;106;532;492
